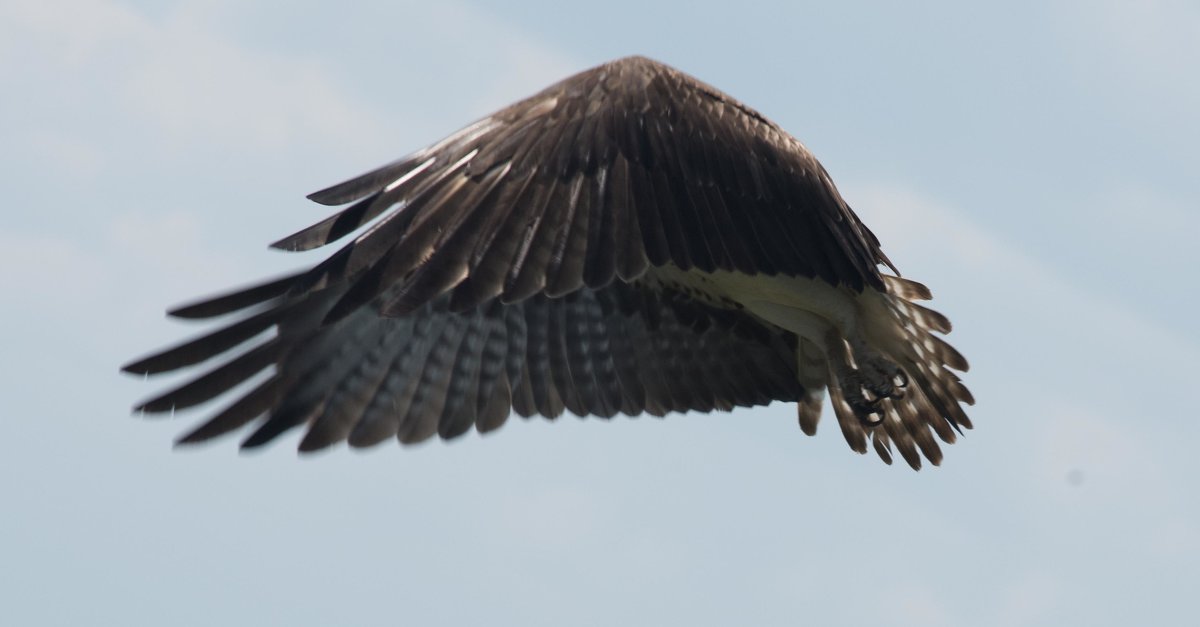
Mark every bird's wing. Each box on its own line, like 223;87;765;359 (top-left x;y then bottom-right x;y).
262;55;893;324
121;55;897;450
124;279;801;450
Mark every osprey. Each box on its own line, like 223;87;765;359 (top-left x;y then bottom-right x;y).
124;56;973;469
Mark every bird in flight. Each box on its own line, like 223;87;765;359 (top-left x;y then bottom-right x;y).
124;56;973;469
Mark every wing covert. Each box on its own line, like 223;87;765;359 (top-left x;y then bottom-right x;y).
264;56;893;324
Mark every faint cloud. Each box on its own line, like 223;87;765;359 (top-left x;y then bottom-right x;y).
0;0;580;308
1147;517;1200;558
852;182;1200;382
0;0;389;156
877;581;955;627
1086;184;1199;251
107;210;247;290
499;486;610;551
1031;401;1164;502
852;182;1197;509
26;129;105;182
1053;0;1200;144
1073;0;1200;98
116;8;387;153
995;571;1067;627
0;210;251;325
0;0;144;69
462;22;580;112
0;231;103;311
853;185;1004;271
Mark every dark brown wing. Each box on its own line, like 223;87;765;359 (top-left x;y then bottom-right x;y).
267;55;893;323
122;55;887;449
123;278;801;450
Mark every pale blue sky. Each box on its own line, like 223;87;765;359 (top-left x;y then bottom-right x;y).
3;1;1197;625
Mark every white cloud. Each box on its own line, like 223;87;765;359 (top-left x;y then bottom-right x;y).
0;230;103;310
0;211;244;325
107;210;249;289
1031;401;1166;501
0;0;580;308
136;5;386;153
993;571;1069;627
498;486;611;551
875;570;1080;627
0;0;144;69
454;12;581;113
1086;183;1200;251
1;0;394;163
26;128;106;182
850;183;1198;529
1053;0;1200;140
851;182;1200;382
876;581;955;627
1073;0;1200;96
1147;516;1200;558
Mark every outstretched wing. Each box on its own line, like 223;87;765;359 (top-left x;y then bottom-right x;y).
266;55;893;321
123;55;897;450
125;278;801;450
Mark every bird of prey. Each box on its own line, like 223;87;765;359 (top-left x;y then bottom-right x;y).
123;55;973;469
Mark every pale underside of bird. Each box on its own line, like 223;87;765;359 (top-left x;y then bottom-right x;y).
123;55;973;469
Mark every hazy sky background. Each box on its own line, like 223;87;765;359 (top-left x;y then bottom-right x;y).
3;1;1197;625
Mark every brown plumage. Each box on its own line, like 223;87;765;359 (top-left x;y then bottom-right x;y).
124;56;972;468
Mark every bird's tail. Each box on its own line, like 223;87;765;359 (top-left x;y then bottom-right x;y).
828;275;974;469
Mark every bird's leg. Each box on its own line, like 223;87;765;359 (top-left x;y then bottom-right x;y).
851;336;907;400
840;369;885;426
827;330;907;427
825;330;881;426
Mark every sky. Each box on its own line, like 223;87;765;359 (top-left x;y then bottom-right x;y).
2;0;1197;625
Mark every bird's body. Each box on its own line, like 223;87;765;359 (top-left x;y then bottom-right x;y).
125;56;973;469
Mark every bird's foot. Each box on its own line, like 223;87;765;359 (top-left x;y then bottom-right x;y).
840;349;908;428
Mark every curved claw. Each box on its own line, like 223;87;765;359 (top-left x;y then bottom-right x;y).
838;357;904;429
857;408;885;428
851;396;886;427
